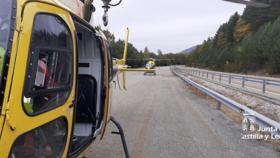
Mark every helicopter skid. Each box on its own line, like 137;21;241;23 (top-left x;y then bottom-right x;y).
110;117;130;158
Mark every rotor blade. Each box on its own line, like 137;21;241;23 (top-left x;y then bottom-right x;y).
126;59;175;61
223;0;270;8
122;28;129;64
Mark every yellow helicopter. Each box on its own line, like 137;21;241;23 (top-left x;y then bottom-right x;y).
143;59;156;75
123;58;175;76
121;58;157;76
121;56;176;76
145;59;156;70
0;0;131;157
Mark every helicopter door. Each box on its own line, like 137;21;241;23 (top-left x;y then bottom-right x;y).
68;20;103;155
99;40;112;139
0;3;76;158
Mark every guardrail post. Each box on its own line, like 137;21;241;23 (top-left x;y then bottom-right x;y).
217;102;221;110
207;72;209;78
219;74;222;82
262;80;266;93
229;75;232;84
212;74;214;80
242;77;245;88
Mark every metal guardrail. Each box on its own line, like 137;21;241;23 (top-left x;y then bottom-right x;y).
175;67;280;105
181;67;280;94
171;66;280;136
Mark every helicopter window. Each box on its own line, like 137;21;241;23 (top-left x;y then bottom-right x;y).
9;117;67;158
0;0;12;51
23;14;73;115
108;45;114;81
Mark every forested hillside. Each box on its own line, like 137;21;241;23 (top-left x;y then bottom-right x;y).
187;0;280;74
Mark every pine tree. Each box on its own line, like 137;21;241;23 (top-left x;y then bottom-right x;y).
143;47;150;59
234;17;252;43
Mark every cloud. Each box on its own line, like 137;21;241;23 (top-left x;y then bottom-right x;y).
92;0;245;53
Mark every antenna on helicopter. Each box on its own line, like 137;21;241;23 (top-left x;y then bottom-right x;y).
101;0;123;26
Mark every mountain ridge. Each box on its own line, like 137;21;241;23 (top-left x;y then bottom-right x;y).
179;46;197;55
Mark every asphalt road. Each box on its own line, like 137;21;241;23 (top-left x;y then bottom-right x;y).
85;67;279;158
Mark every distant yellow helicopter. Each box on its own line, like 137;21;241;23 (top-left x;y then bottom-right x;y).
0;0;131;157
145;59;156;70
123;57;175;76
122;58;157;76
142;59;156;75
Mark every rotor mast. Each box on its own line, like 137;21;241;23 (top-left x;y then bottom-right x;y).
81;0;123;26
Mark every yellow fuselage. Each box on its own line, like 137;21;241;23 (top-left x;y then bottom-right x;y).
0;0;113;157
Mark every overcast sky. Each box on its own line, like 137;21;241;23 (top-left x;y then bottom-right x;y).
92;0;245;53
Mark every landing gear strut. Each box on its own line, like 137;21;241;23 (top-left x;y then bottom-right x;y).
110;117;130;158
